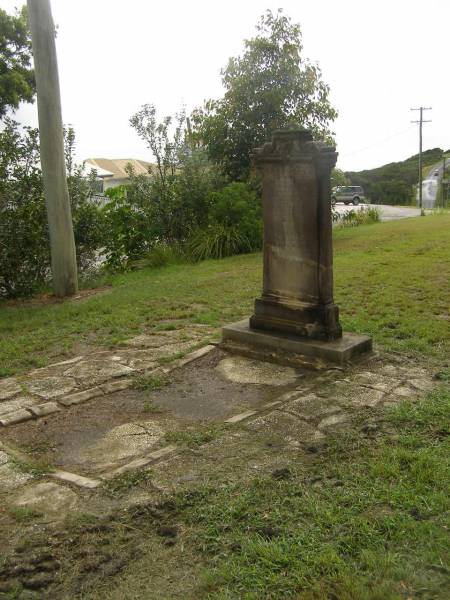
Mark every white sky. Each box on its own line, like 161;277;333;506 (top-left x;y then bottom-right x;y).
3;0;449;171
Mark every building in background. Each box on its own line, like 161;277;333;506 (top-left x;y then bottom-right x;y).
84;158;153;191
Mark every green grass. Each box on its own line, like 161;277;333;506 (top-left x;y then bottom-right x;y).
165;425;224;448
1;214;449;598
171;388;450;599
0;213;449;377
133;373;169;392
103;469;154;498
8;506;43;522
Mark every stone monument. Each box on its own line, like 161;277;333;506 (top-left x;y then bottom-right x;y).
222;129;372;365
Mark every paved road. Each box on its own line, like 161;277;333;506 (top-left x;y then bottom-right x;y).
334;203;424;222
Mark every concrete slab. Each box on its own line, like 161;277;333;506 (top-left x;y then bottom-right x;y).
222;319;372;366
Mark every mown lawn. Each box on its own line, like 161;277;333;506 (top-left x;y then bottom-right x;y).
1;214;449;599
173;390;450;600
0;213;449;376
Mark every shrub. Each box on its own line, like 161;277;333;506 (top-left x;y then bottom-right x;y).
338;206;381;228
187;182;262;261
0;120;105;298
187;223;254;261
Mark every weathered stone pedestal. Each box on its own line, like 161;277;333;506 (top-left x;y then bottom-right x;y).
221;129;372;366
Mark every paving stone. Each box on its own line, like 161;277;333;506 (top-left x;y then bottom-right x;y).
378;364;402;377
81;421;166;471
0;377;22;400
101;445;177;479
283;393;343;421
51;470;101;489
26;376;77;399
148;341;199;361
63;359;134;386
28;402;60;417
0;409;33;426
392;385;417;399
13;482;78;519
408;379;434;393
318;413;349;429
0;396;39;417
122;352;158;371
225;410;258;423
171;344;215;368
335;383;385;407
58;386;104;406
100;379;134;394
274;389;304;403
401;367;428;379
0;450;33;488
216;356;300;386
246;410;319;445
48;355;84;367
353;372;400;392
125;333;183;348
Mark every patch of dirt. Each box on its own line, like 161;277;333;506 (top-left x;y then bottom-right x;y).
2;286;112;308
0;349;307;475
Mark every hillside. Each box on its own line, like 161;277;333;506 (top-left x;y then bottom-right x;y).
346;147;444;205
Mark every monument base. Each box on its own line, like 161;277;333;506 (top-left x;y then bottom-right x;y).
221;319;372;367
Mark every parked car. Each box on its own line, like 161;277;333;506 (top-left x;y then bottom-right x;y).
331;185;365;205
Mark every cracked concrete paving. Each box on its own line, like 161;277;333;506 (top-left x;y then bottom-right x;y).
0;343;437;530
0;325;216;427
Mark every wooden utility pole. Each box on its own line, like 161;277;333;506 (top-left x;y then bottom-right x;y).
27;0;78;296
410;106;432;216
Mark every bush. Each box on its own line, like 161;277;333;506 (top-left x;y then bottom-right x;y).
101;150;225;270
187;182;263;260
337;206;380;228
187;224;255;261
0;120;105;298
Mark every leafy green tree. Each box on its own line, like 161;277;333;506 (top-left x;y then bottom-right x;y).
0;6;35;118
0;120;104;297
192;9;337;180
331;168;350;189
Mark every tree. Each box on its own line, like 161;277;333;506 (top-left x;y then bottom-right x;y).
0;6;35;118
331;168;350;189
192;9;337;180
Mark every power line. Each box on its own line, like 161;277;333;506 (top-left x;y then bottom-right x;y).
411;106;432;215
340;125;415;158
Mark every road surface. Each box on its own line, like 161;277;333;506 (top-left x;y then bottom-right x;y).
334;203;426;222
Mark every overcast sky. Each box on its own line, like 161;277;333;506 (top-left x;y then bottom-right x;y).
3;0;449;171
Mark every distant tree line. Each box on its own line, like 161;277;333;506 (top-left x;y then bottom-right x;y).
345;148;444;205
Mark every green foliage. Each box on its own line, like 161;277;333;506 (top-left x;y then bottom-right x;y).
338;206;381;228
0;119;49;297
188;182;262;261
187;224;253;261
192;9;337;180
2;214;449;376
0;119;104;297
0;6;35;118
102;106;225;269
331;168;350;189
8;506;43;522
172;388;450;599
346;148;444;205
103;469;153;498
165;425;223;448
133;373;169;392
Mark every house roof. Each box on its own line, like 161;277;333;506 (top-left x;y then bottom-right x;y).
84;158;154;180
82;163;114;178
